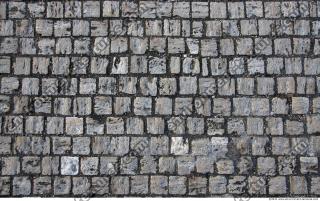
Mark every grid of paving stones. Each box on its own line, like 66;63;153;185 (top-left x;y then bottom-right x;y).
0;0;320;197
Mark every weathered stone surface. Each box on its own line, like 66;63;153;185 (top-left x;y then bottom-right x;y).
0;0;318;198
54;177;71;195
61;156;79;176
12;177;31;196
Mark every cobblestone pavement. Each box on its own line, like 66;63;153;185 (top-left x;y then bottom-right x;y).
0;0;320;197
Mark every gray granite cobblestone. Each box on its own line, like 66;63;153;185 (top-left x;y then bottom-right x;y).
0;0;319;198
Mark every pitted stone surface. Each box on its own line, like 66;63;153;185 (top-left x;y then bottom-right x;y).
0;0;319;198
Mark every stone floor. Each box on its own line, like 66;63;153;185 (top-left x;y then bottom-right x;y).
0;0;319;197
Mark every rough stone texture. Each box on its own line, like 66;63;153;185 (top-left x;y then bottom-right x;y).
0;0;319;198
